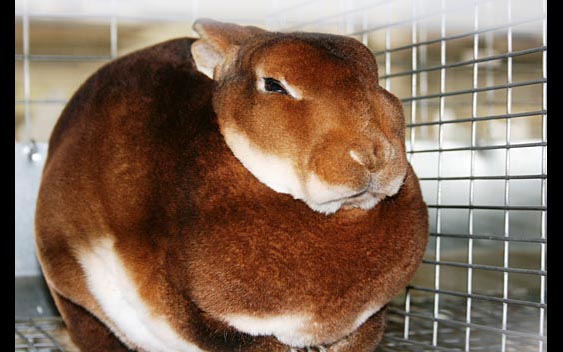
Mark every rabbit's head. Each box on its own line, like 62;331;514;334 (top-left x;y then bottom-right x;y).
192;19;408;214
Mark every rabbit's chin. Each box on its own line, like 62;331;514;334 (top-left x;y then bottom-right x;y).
304;194;381;215
303;174;406;215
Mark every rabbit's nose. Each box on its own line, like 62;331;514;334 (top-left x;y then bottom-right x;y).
349;147;381;173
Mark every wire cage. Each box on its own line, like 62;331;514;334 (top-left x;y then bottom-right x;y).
15;0;547;351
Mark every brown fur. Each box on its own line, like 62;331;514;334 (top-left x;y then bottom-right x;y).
35;19;428;351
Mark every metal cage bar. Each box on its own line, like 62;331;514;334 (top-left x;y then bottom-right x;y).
538;1;547;352
15;318;66;351
464;1;479;349
432;0;444;346
500;2;513;350
22;0;30;143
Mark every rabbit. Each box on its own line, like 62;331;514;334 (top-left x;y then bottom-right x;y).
35;18;429;352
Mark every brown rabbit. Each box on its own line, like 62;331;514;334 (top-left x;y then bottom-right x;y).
35;18;428;352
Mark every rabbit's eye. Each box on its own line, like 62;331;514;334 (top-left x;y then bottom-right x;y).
263;78;288;95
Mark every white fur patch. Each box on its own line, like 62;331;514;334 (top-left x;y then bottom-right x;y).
352;304;384;330
342;191;382;211
306;199;346;215
383;173;406;196
223;127;307;199
349;150;364;166
78;238;204;352
222;314;315;347
303;173;359;214
223;306;383;349
304;173;356;204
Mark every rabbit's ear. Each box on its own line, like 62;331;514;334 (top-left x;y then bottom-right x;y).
191;19;267;79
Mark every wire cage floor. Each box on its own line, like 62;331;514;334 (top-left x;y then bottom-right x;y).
15;317;71;352
15;299;547;352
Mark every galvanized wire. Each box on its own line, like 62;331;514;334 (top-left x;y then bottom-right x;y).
267;0;547;350
22;0;30;144
15;318;66;351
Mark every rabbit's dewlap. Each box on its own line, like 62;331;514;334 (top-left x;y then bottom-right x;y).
35;18;428;352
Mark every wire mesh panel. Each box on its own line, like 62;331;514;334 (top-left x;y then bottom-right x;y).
15;0;546;351
269;0;547;351
15;318;71;351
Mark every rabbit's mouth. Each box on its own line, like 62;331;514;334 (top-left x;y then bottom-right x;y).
304;171;406;214
346;174;405;208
